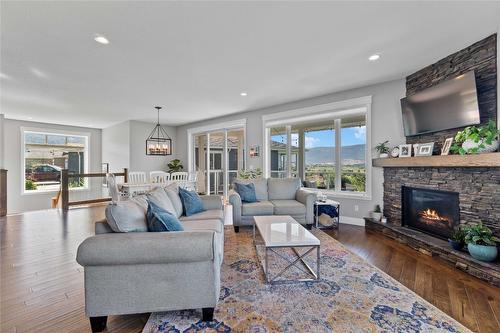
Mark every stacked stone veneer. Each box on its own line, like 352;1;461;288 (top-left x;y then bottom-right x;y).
383;167;500;238
406;34;497;153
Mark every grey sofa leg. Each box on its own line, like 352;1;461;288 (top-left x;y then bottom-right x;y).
202;307;215;321
233;226;240;233
305;224;312;230
89;316;107;332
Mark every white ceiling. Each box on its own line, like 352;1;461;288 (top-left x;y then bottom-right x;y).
1;1;500;129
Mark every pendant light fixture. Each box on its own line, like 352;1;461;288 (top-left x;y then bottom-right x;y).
146;106;172;155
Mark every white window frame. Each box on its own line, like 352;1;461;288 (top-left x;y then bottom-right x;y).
21;127;91;195
263;96;372;200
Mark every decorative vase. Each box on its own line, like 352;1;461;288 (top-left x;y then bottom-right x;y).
468;243;498;262
448;239;463;251
370;212;382;221
462;139;499;153
379;153;389;158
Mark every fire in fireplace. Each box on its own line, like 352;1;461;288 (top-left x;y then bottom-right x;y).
402;186;460;239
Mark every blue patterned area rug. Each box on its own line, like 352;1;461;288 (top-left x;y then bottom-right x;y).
143;227;470;332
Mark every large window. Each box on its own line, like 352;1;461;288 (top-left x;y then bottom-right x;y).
23;130;89;193
265;99;370;198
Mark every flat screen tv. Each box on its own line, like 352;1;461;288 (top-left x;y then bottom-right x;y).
401;70;480;136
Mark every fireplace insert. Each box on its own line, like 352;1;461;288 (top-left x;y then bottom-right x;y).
402;186;460;239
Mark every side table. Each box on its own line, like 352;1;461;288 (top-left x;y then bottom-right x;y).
314;199;340;230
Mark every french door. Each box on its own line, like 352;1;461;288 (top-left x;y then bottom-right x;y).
191;126;245;197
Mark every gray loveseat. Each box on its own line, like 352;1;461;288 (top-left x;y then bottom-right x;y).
228;177;316;232
76;189;224;332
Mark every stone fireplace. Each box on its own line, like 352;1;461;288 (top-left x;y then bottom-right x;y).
402;186;460;240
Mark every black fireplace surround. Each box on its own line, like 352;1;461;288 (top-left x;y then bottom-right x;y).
402;186;460;240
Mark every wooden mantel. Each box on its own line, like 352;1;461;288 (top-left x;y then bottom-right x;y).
373;152;500;168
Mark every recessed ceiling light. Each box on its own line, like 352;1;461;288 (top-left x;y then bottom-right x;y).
94;35;109;45
240;92;248;96
368;54;380;61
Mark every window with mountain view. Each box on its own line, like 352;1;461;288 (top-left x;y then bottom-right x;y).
266;108;368;197
23;130;88;192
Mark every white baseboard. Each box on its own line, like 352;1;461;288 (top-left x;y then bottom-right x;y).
340;216;365;226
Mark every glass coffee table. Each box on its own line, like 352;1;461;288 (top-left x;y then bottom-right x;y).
253;215;320;284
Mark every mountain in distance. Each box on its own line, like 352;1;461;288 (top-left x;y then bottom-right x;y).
305;144;365;164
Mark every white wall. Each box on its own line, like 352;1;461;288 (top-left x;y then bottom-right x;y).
102;120;131;173
101;120;178;175
4;119;102;214
176;79;406;220
129;120;177;173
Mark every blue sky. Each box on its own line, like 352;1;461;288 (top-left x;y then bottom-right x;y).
273;126;366;148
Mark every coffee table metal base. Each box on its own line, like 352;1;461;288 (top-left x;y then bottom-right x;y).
254;224;320;284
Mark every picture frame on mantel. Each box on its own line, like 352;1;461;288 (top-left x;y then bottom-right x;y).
415;142;434;156
441;137;454;155
398;144;412;157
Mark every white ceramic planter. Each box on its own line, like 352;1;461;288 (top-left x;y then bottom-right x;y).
462;139;499;153
379;153;389;158
370;212;382;221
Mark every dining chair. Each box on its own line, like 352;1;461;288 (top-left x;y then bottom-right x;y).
150;171;170;184
185;172;198;191
106;173;127;204
128;171;147;184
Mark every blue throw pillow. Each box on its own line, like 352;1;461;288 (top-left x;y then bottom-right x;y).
235;183;257;203
146;200;184;232
178;187;205;216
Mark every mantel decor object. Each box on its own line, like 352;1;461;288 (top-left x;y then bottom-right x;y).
146;106;172;156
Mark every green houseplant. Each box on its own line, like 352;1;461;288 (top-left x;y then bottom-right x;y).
370;204;382;222
375;141;390;158
238;168;262;179
450;120;499;155
167;159;184;173
448;228;465;251
462;222;500;262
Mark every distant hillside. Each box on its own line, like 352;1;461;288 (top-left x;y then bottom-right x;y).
305;144;365;164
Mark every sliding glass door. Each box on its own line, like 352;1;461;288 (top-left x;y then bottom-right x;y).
191;126;245;197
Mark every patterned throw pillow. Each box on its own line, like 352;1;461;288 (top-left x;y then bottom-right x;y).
146;200;184;232
235;182;258;203
178;187;205;216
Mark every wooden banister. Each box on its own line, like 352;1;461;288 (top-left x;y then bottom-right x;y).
61;168;128;211
0;169;7;216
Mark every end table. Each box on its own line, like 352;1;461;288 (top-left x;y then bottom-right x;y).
314;199;340;230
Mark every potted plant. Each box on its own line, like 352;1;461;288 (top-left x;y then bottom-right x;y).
167;159;183;173
370;205;383;222
448;228;465;251
375;141;390;158
238;168;262;179
462;222;500;262
450;120;499;155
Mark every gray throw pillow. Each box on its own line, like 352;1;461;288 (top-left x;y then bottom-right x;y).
105;201;148;232
165;188;183;218
268;178;301;200
146;187;176;216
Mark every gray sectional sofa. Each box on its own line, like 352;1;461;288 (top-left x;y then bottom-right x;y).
76;188;224;332
229;177;316;232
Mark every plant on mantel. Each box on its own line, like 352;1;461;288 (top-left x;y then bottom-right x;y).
450;120;500;155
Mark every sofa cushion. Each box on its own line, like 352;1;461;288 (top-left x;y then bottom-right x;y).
146;200;184;232
146;187;176;215
181;219;223;233
234;178;268;201
242;200;274;216
178;187;205;216
105;201;147;233
271;199;306;215
180;209;224;223
268;178;301;200
234;182;257;203
165;188;183;218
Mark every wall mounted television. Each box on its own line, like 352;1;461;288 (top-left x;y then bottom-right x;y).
401;70;480;137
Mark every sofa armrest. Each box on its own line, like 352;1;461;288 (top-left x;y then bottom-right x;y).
201;195;223;210
228;190;242;225
296;189;316;225
76;231;216;266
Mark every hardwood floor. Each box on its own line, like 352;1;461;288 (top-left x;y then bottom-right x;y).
1;207;499;332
